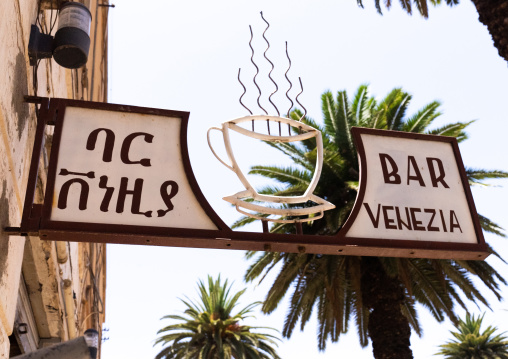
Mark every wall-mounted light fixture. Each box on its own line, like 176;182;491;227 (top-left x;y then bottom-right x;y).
28;2;92;69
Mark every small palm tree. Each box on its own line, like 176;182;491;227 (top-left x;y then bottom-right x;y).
437;313;508;358
154;276;281;359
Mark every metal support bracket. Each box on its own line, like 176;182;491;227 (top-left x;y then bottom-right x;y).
28;25;54;66
18;97;51;236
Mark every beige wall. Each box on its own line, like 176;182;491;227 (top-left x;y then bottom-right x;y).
0;0;108;357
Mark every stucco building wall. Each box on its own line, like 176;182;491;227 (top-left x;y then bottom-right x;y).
0;0;108;357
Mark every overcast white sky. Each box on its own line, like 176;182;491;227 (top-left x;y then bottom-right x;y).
101;1;508;358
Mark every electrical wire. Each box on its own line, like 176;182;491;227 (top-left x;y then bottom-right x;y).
49;8;58;35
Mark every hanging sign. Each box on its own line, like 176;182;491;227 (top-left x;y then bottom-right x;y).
48;104;217;229
17;98;488;260
341;127;486;252
19;98;229;246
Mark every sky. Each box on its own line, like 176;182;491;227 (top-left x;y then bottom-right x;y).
101;1;508;358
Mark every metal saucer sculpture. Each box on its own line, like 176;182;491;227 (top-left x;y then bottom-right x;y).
208;13;334;224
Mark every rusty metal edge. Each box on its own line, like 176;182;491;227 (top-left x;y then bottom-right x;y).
39;229;489;260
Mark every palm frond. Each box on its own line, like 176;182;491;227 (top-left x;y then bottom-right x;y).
249;165;312;186
415;0;429;17
335;90;357;163
401;101;441;133
426;121;473;142
478;214;506;238
351;84;370;126
467;168;508;186
262;141;315;171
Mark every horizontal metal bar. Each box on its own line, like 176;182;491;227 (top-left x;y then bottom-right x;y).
4;227;22;234
24;96;47;104
39;229;490;260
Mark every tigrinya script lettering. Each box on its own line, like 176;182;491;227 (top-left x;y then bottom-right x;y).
56;127;180;217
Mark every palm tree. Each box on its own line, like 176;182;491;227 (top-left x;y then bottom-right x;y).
437;313;508;358
154;276;281;359
356;1;508;64
234;85;508;358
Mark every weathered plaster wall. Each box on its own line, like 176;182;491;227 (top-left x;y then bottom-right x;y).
0;0;37;341
0;0;108;357
0;323;9;358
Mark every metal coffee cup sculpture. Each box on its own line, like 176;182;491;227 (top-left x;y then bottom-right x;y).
207;115;335;223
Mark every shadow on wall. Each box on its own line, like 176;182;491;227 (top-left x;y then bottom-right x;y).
12;52;29;141
0;180;10;286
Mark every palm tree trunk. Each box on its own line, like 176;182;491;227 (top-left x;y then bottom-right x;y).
470;0;508;63
361;257;413;359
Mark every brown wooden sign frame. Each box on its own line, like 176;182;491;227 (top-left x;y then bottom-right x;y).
16;98;489;260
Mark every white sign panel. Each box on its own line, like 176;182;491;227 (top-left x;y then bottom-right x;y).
344;128;479;244
49;106;217;230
